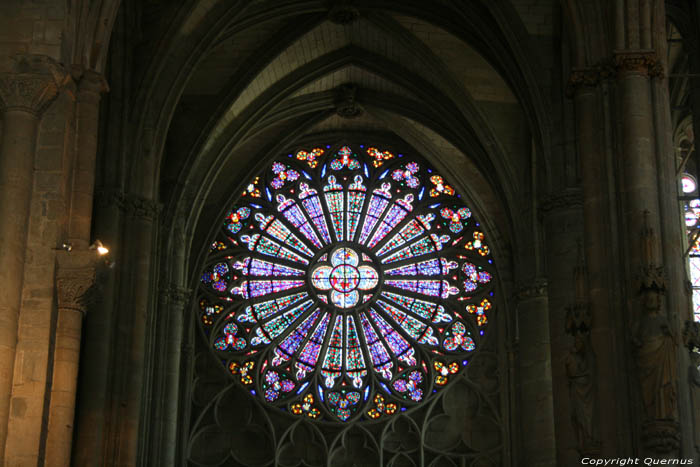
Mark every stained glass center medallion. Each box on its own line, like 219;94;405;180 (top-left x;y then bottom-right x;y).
197;143;497;423
310;247;379;309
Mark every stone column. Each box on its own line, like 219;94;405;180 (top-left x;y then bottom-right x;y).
570;70;631;457
67;69;108;247
154;286;190;465
540;189;587;465
516;279;556;467
113;195;160;465
72;190;124;466
46;251;96;467
0;54;66;459
616;51;681;455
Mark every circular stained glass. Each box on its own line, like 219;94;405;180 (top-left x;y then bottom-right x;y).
197;143;496;423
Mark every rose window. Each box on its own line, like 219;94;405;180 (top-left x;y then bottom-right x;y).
197;143;496;423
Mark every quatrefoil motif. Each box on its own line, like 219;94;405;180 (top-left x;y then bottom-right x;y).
391;162;421;188
262;370;295;402
225;206;251;234
270;162;300;189
462;262;492;293
392;370;424;402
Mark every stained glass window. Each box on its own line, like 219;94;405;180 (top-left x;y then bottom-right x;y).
197;143;496;422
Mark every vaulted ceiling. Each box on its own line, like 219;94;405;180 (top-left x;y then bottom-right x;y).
119;0;553;275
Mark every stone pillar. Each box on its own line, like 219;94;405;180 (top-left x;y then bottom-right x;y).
570;71;631;457
615;51;681;456
540;189;586;465
67;69;108;247
72;190;124;466
46;251;96;467
153;286;190;465
516;279;556;467
114;195;160;465
0;54;66;460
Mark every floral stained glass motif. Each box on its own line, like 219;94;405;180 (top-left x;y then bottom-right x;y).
197;143;496;423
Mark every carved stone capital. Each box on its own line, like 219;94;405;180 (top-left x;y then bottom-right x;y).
161;286;192;307
642;420;680;454
539;188;583;215
515;278;548;301
334;83;363;119
123;194;162;220
566;63;615;97
55;251;97;315
0;54;70;115
614;50;664;78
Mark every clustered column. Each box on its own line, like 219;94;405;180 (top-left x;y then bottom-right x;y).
0;54;66;460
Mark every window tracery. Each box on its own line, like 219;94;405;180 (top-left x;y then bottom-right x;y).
196;143;496;422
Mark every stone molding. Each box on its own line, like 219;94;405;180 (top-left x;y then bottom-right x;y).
539;188;583;215
123;194;162;220
55;251;97;315
566;50;664;97
94;190;161;219
0;54;70;115
566;63;615;97
614;50;664;78
161;286;192;307
515;278;548;301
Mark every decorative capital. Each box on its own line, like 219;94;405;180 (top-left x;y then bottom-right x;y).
566;62;615;97
539;188;583;215
55;250;97;315
515;278;548;301
642;420;680;454
0;54;71;115
334;83;363;119
123;194;162;220
614;50;664;78
161;286;192;307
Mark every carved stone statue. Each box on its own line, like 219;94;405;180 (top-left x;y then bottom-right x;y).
633;285;678;421
565;306;600;455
